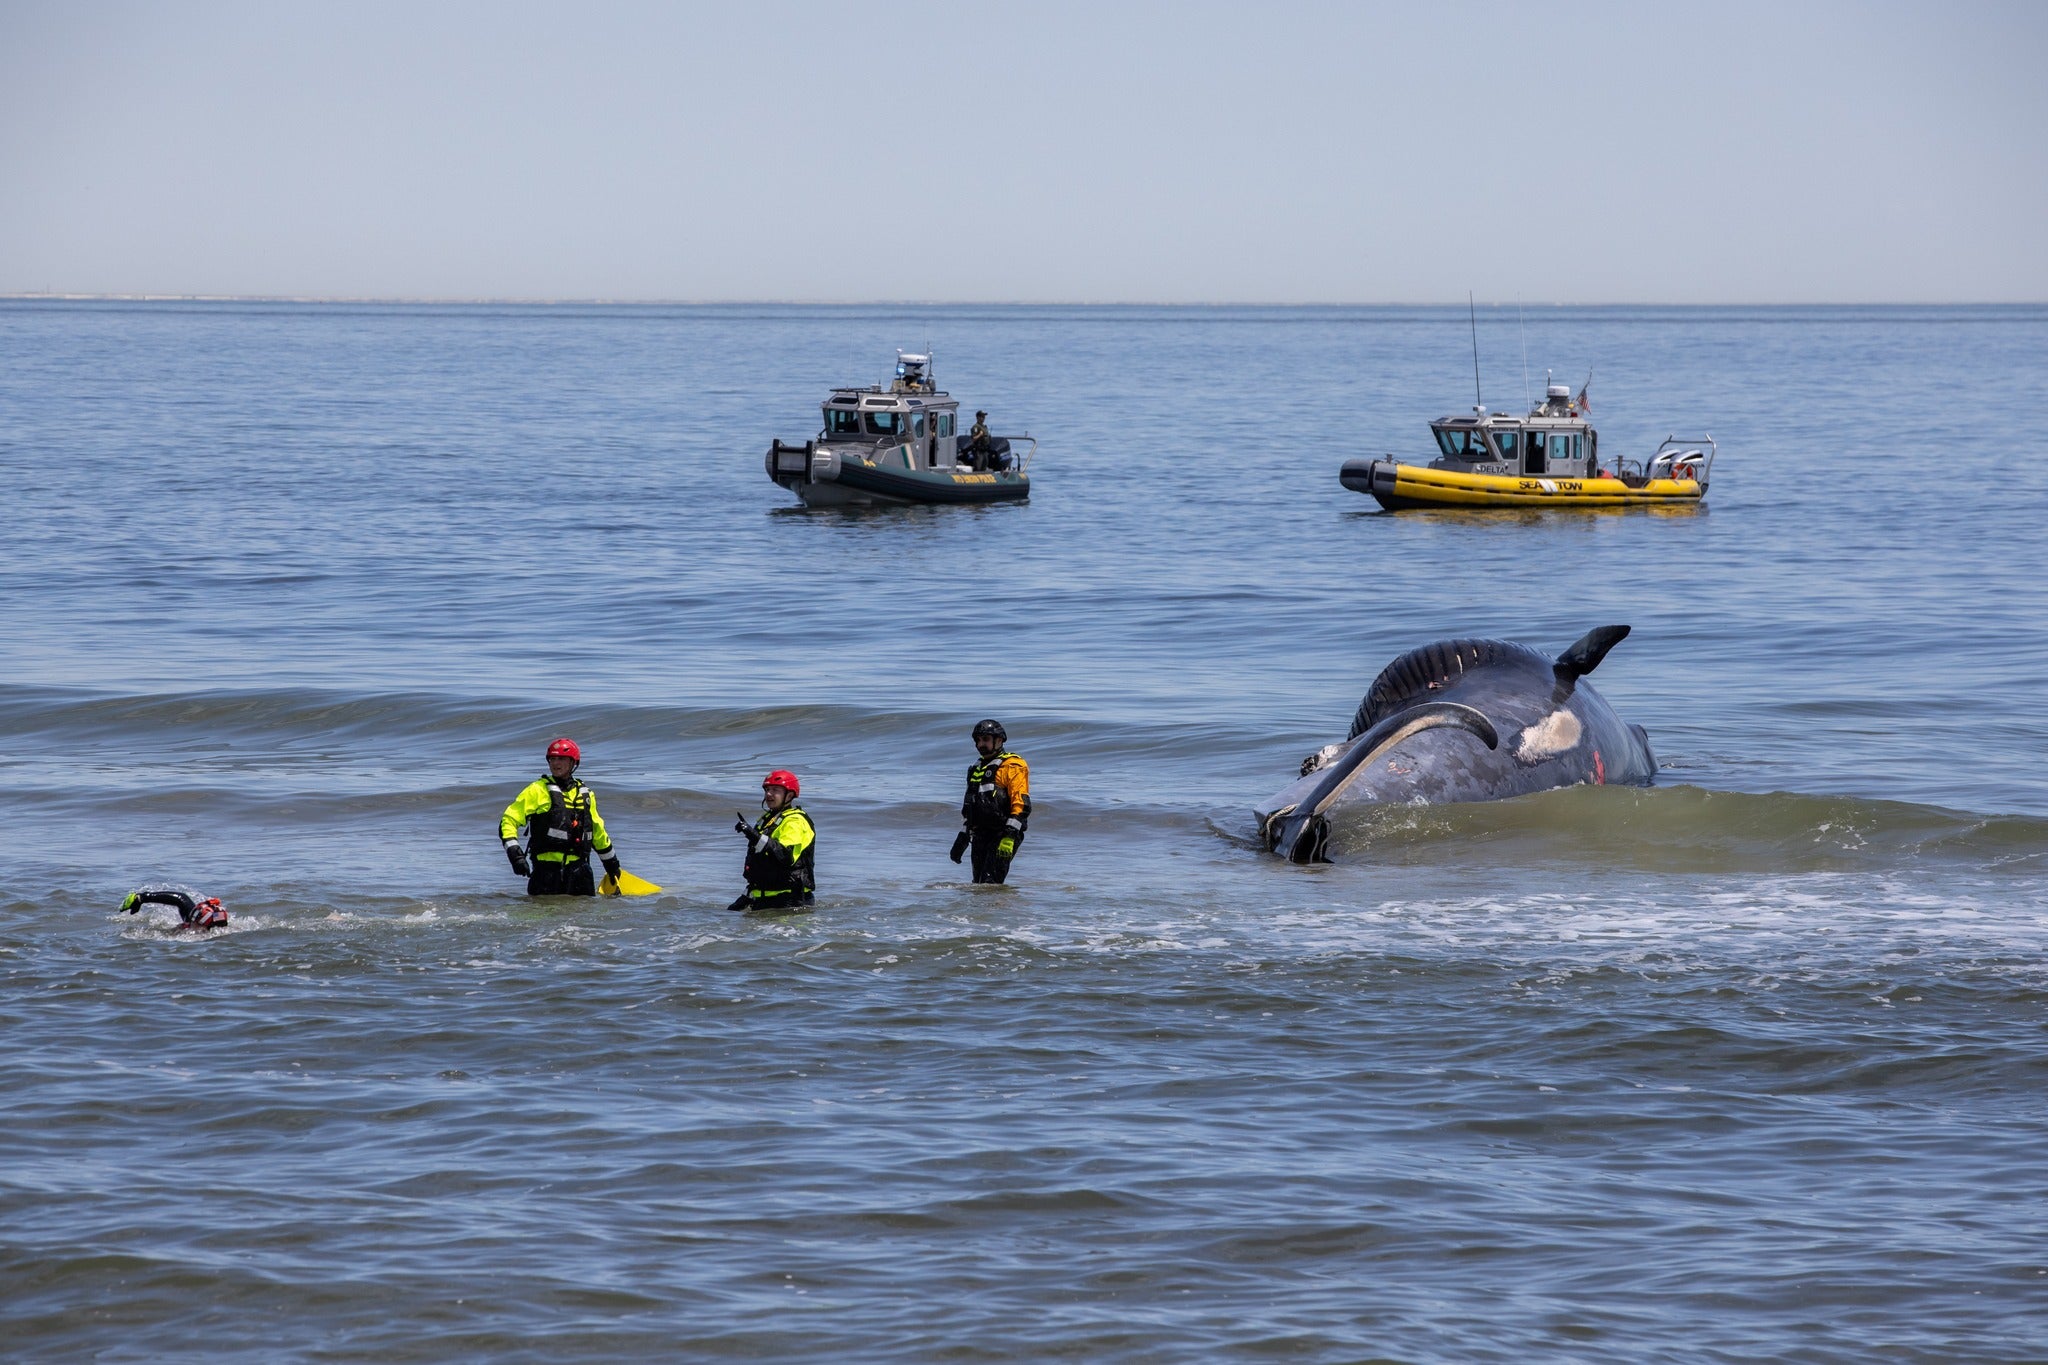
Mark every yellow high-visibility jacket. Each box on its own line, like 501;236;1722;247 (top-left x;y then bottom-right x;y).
499;777;615;864
745;805;815;900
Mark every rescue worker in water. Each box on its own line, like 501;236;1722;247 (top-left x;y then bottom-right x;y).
952;718;1030;884
729;769;815;912
499;738;622;896
120;886;229;930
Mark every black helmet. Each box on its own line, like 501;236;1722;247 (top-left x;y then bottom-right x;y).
972;718;1006;743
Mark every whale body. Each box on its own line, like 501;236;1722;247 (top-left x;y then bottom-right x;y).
1257;625;1657;862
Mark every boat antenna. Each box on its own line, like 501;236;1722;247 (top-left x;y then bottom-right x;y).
1518;294;1531;413
1468;292;1483;413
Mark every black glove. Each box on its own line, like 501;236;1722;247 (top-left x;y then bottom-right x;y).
735;813;755;839
949;829;971;863
507;845;531;877
601;854;622;879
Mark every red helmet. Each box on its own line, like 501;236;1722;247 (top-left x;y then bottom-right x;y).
547;738;581;763
763;769;800;796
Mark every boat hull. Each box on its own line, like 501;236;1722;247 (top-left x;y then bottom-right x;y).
828;458;1028;506
769;442;1028;507
1341;458;1704;510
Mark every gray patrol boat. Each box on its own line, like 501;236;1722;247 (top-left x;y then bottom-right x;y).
765;352;1034;507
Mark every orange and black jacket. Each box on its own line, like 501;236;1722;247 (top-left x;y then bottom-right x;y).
962;751;1030;833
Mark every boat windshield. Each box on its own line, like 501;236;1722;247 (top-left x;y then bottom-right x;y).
1433;427;1495;461
824;408;863;437
864;410;905;436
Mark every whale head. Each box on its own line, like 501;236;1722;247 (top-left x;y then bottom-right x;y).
1261;702;1501;863
1257;627;1653;863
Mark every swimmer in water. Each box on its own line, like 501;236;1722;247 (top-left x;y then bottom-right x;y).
121;885;229;930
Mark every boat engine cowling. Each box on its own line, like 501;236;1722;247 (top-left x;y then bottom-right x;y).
767;439;817;487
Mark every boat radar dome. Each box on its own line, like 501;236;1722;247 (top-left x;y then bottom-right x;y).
895;352;932;388
1547;383;1571;401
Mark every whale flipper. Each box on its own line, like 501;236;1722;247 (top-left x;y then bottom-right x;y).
1554;625;1630;680
1268;702;1500;863
1550;625;1630;702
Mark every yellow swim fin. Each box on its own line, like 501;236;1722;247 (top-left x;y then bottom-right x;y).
599;870;663;897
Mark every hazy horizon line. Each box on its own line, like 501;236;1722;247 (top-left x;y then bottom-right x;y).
6;292;2043;309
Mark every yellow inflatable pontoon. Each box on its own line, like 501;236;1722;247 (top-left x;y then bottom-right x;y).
1344;456;1708;510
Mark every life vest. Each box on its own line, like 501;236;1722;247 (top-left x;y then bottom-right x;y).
962;752;1029;831
526;779;596;859
745;804;816;895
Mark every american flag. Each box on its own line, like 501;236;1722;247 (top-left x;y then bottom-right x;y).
1574;379;1591;414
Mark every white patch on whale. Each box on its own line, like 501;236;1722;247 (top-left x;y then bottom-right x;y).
1514;709;1581;764
1301;742;1347;775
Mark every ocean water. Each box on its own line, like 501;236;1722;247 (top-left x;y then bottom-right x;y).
3;300;2046;1361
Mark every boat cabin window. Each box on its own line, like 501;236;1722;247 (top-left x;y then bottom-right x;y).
825;408;863;437
1433;427;1493;461
937;413;954;437
1524;430;1585;474
912;412;927;439
864;410;904;436
1492;430;1518;460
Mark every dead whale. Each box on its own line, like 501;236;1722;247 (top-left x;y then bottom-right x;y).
1257;625;1657;862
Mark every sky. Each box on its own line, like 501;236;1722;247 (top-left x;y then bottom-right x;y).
2;0;2044;303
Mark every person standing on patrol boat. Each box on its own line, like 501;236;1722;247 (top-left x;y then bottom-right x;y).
499;738;621;896
952;719;1030;884
729;769;815;912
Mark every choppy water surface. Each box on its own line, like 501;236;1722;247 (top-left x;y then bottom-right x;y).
3;301;2046;1360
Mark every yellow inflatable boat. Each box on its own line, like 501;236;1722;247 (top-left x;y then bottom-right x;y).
1340;383;1715;511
